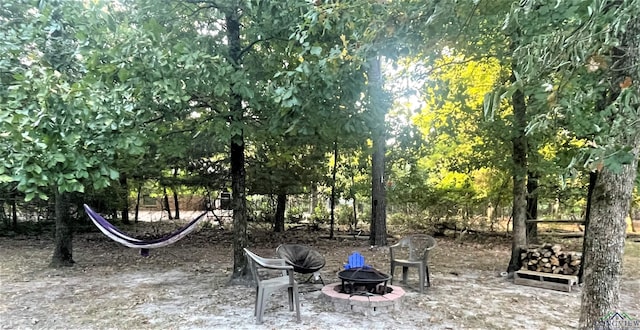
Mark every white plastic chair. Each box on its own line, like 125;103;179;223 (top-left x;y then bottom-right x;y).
244;248;301;324
389;234;436;293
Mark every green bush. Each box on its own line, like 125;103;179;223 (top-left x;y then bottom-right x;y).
312;204;329;224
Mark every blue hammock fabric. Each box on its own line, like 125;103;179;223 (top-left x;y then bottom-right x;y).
84;204;208;255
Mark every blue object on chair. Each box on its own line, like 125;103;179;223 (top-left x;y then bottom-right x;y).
344;252;370;269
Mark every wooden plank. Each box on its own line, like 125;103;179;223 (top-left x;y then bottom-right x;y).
514;270;578;292
515;270;577;280
514;277;574;292
525;219;584;224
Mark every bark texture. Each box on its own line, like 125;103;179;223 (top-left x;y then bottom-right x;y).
578;171;598;284
368;56;387;247
120;174;130;224
227;7;249;280
274;193;286;233
526;171;538;243
12;191;18;230
507;73;528;274
330;140;338;239
51;190;74;267
579;157;639;329
163;187;172;220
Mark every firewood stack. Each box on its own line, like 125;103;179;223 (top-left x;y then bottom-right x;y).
520;243;581;275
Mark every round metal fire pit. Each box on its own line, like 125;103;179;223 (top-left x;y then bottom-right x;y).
337;267;391;295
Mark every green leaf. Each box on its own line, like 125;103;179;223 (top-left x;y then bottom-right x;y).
25;192;36;202
0;174;13;183
117;68;129;82
108;169;119;180
310;46;322;56
53;153;66;163
214;83;227;97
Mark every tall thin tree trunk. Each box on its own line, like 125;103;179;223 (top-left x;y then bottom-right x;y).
507;70;528;274
631;208;637;232
51;190;74;267
274;193;286;232
526;171;538;243
579;171;598;284
172;169;180;219
0;201;6;228
135;183;142;223
368;56;388;247
310;184;317;215
489;201;499;232
120;174;130;224
227;7;249;280
11;193;18;230
351;170;358;231
163;187;173;220
330;140;338;239
173;189;180;220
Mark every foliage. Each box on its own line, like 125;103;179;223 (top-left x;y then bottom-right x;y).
0;0;220;201
505;0;640;173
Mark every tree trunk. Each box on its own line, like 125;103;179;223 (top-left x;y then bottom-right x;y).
310;184;317;215
172;168;180;219
274;193;286;232
163;187;173;220
11;193;18;230
230;131;248;279
0;201;6;228
526;171;538;243
120;174;130;224
50;190;74;267
135;183;142;223
579;11;640;328
579;171;598;284
351;170;358;231
330;140;338;239
368;56;388;247
631;208;637;232
172;190;180;220
579;156;639;328
227;7;249;280
507;70;528;274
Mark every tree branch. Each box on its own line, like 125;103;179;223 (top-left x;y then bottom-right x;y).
187;4;218;17
143;115;165;125
162;128;196;138
184;0;221;10
239;37;275;59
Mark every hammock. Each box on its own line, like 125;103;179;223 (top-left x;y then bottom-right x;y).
83;204;208;256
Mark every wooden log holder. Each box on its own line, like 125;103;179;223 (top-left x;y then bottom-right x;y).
514;270;578;292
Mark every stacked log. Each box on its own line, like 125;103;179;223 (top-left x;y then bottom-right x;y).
520;243;581;275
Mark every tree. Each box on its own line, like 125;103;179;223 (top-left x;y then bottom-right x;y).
246;136;329;232
283;0;449;245
368;56;388;246
577;10;640;330
507;68;528;274
1;0;221;265
410;53;511;232
0;2;145;265
503;1;640;327
178;0;329;279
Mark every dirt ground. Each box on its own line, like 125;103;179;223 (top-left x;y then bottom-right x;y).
1;220;639;330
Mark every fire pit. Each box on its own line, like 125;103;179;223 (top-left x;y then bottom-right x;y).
321;252;404;315
337;267;392;295
321;282;405;316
